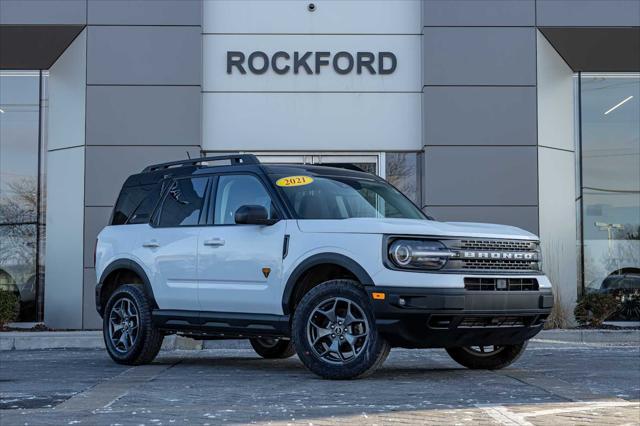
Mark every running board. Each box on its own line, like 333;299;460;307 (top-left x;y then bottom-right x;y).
152;310;291;338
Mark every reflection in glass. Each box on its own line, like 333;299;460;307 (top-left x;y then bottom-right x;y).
385;152;422;206
580;73;640;320
0;71;46;322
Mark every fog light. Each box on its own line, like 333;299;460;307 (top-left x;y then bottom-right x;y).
398;297;406;306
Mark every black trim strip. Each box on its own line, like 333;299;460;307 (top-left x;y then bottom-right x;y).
152;310;291;338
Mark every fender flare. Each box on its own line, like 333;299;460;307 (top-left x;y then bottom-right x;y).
281;252;374;315
96;259;157;316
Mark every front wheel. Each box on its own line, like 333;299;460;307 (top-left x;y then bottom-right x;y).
250;338;295;359
446;341;528;370
103;284;164;365
292;280;390;380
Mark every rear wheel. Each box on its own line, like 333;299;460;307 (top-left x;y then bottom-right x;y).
250;338;295;359
446;342;527;370
103;284;163;365
292;280;390;380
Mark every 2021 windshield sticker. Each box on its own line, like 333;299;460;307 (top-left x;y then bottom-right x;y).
276;176;314;187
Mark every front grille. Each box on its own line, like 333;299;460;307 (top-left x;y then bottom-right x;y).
441;238;541;273
461;259;538;271
464;277;539;291
459;239;536;252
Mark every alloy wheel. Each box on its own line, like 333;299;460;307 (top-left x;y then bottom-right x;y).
462;345;506;357
108;298;140;353
306;297;370;364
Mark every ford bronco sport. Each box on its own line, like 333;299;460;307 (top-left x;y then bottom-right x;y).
96;154;553;379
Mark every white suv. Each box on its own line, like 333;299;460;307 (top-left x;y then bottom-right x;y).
96;154;553;379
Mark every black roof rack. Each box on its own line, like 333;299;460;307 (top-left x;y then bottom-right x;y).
142;154;260;173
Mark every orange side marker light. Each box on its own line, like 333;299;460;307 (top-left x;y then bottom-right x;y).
372;292;386;300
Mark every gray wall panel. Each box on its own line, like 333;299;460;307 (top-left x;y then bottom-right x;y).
423;27;536;86
424;146;538;206
83;268;101;329
0;0;86;24
427;206;539;234
86;26;201;85
85;145;201;206
84;207;112;268
423;87;537;146
537;0;640;27
88;0;201;25
86;86;201;146
423;0;534;27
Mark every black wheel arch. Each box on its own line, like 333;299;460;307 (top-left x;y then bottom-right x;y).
96;259;157;317
281;252;374;315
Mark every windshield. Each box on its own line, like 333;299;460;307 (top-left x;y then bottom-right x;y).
271;173;426;220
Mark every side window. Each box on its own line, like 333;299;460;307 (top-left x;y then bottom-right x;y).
156;177;210;227
214;175;276;225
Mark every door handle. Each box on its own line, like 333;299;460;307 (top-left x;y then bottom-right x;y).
203;238;225;247
142;241;160;248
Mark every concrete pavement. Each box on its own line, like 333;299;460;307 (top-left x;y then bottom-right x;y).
0;341;639;425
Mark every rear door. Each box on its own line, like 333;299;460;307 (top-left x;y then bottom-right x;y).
197;173;287;314
142;176;213;311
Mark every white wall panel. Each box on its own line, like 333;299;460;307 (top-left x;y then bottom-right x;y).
203;0;421;34
538;147;577;312
203;92;421;152
44;147;85;329
203;34;421;92
537;32;575;151
47;30;86;151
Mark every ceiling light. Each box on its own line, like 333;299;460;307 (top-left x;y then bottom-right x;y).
604;96;634;115
0;108;4;113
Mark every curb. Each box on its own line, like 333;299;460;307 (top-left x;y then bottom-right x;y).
0;331;254;351
534;329;640;345
1;329;638;351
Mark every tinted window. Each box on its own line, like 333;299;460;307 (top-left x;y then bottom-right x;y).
156;177;210;227
112;183;160;225
214;175;275;225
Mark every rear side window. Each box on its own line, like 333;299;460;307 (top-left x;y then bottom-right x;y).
111;183;161;225
156;177;211;227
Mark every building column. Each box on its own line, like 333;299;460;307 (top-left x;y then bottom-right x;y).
536;31;578;316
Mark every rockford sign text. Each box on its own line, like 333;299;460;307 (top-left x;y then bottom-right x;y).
227;51;397;75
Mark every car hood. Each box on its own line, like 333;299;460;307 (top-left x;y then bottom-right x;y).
296;218;538;240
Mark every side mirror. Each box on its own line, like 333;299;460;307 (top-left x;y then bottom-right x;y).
234;205;278;225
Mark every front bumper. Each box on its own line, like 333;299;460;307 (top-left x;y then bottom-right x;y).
366;286;553;349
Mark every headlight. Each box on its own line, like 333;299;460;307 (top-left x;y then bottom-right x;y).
388;239;454;270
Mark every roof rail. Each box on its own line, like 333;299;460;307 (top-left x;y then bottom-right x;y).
142;154;260;173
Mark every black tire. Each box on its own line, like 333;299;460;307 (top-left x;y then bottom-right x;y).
103;284;164;365
249;338;296;359
292;279;390;380
446;341;528;370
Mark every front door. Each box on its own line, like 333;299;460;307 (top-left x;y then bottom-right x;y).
198;173;287;314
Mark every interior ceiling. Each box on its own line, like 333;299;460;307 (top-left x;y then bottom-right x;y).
0;25;85;69
540;27;640;72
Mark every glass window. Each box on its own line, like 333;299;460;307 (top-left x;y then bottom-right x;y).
156;177;210;227
272;173;426;220
0;71;45;322
579;73;640;320
214;175;275;225
112;183;162;225
385;152;422;206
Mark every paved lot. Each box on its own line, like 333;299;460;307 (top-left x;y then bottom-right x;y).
1;341;639;425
